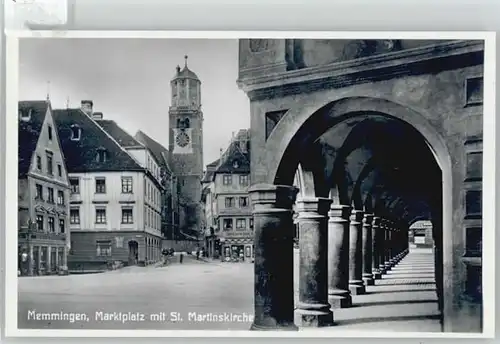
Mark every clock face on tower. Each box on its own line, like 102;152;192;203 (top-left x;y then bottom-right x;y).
176;131;190;147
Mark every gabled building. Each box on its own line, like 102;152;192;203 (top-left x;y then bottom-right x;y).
18;100;71;276
134;130;180;240
53;100;163;271
201;129;253;262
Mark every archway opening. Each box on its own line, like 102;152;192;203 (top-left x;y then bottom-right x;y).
268;101;449;331
128;240;139;266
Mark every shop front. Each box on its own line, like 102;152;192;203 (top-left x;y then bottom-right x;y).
18;232;68;276
220;235;254;263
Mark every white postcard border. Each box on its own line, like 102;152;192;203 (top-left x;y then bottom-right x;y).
3;30;496;338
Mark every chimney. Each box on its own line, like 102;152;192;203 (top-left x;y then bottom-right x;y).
92;112;103;120
81;100;93;116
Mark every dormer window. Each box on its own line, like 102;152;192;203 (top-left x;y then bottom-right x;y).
233;160;240;169
70;125;81;141
19;109;32;122
96;147;108;163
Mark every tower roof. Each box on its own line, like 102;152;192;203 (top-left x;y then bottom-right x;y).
172;55;200;81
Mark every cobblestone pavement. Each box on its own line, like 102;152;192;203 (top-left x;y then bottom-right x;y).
18;248;440;332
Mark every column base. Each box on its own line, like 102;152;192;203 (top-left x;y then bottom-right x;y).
348;280;366;295
295;305;334;327
362;273;374;286
384;262;392;271
372;269;382;280
328;289;352;308
250;321;298;331
379;264;387;275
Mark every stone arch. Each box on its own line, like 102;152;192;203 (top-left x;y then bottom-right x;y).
270;97;452;284
269;96;451;186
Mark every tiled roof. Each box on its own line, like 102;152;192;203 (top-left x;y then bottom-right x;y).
135;130;173;174
18;101;49;177
52;108;144;173
214;129;250;175
96;119;143;148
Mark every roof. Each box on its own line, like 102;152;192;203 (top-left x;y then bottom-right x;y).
172;60;200;81
201;159;220;183
52;108;144;173
213;129;250;176
135;130;173;174
95;119;143;148
18;100;49;177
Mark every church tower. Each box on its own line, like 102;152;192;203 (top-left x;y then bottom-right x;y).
169;56;204;236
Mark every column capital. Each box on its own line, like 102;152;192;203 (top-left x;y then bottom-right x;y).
362;213;374;226
349;209;364;224
296;197;332;217
328;204;351;221
372;216;381;226
249;184;298;213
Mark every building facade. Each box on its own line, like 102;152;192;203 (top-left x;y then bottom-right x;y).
409;220;434;248
134;130;180;240
53;101;163;271
168;57;204;237
238;39;484;331
202;130;253;262
18;100;71;276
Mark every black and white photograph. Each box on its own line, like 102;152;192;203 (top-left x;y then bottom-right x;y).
4;33;495;337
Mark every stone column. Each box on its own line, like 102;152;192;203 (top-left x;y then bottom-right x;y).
248;184;298;331
362;213;374;286
384;222;392;272
378;219;387;275
296;197;334;327
327;204;352;308
371;216;381;280
389;226;398;267
348;209;365;295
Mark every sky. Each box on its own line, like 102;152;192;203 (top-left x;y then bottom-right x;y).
18;38;251;167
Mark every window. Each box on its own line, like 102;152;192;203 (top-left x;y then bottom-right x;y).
250;218;254;229
48;217;55;232
223;175;232;185
96;241;112;257
48;125;53;141
70;125;81;141
46;152;53;175
57;164;62;177
239;175;249;186
59;219;65;233
236;218;246;230
47;187;54;203
223;219;233;230
57;190;65;205
70;178;80;194
95;208;107;224
35;184;43;200
239;197;248;207
121;208;133;224
36;155;42;170
70;208;80;224
36;215;44;231
225;197;234;208
20;108;31;121
95;177;106;194
121;177;133;193
96;148;108;163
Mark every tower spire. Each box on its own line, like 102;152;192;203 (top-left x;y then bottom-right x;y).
184;55;188;67
46;81;51;101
